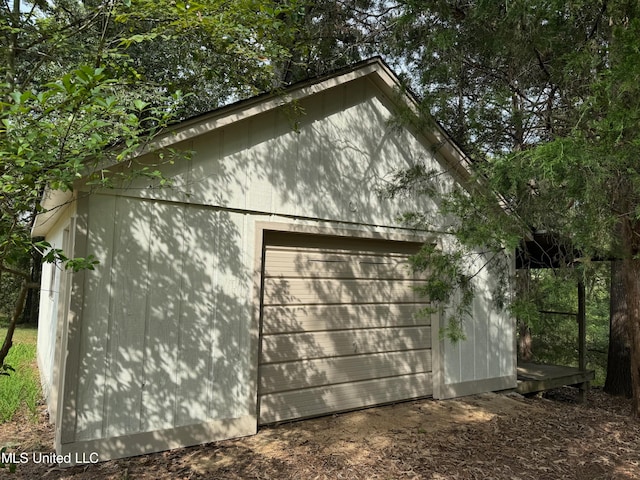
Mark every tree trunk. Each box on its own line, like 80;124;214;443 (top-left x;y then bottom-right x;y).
0;281;31;370
622;242;640;417
515;269;532;361
6;0;20;90
20;247;43;325
518;320;533;362
604;260;632;397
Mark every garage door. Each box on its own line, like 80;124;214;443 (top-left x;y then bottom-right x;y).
258;232;433;425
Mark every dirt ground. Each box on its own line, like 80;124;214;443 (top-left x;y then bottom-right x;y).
2;388;639;479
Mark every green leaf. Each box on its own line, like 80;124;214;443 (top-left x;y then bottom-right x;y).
133;99;149;111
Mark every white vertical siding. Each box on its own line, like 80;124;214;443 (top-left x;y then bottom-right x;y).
37;236;62;401
473;290;490;380
74;194;116;441
115;77;449;231
37;206;74;406
71;195;256;442
245;113;275;213
141;202;183;432
439;248;515;398
104;197;152;438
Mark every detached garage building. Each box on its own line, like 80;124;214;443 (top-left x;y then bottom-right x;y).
34;57;516;461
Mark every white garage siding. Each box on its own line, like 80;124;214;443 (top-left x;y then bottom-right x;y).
258;232;433;424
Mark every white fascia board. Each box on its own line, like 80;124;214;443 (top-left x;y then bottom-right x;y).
31;190;75;238
145;62;382;152
365;61;475;184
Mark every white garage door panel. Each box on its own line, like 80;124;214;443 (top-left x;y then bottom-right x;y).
264;249;416;279
261;325;432;363
260;349;432;394
262;304;431;334
263;278;428;306
259;233;433;425
260;372;434;424
264;234;424;255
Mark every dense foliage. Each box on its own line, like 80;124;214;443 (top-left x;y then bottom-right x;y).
519;268;609;385
385;0;640;413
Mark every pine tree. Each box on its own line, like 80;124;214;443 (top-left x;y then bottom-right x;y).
385;0;640;413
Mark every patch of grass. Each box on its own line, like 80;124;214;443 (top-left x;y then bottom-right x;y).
3;324;38;346
0;326;40;423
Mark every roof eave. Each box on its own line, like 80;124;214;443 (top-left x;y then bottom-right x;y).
31;189;75;238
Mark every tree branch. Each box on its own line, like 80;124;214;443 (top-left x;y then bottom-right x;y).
587;0;609;40
533;47;552;81
0;264;31;280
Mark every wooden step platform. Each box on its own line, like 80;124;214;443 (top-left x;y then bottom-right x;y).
517;362;595;397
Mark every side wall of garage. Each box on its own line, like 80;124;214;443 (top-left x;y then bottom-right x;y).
37;202;75;419
437;241;516;399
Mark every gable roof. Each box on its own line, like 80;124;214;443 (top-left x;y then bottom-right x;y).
33;57;475;237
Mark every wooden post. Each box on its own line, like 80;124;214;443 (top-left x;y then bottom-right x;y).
577;280;588;402
578;280;586;370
